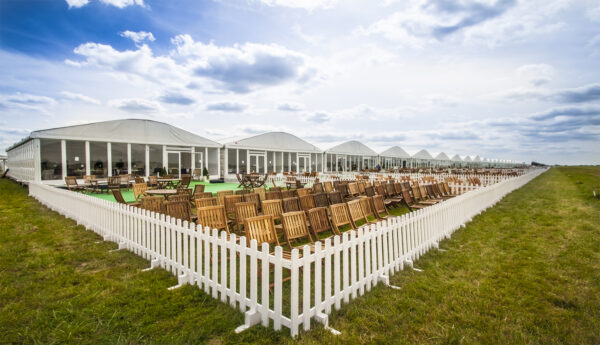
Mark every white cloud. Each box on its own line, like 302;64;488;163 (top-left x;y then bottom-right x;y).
109;98;161;113
516;64;555;86
60;91;101;104
99;0;145;8
277;102;304;111
65;0;89;8
120;30;155;45
256;0;337;11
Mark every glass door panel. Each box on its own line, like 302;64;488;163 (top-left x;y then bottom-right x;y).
168;152;179;177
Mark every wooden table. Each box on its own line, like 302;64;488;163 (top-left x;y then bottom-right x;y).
157;178;175;189
146;189;178;198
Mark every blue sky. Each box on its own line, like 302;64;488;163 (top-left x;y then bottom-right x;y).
1;0;599;164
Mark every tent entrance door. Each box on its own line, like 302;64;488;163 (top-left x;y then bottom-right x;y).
298;154;310;173
249;151;266;174
167;152;180;177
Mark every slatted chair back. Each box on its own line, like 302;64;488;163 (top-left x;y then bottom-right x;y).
299;194;316;213
195;197;217;208
281;190;296;199
418;186;428;200
328;191;343;205
359;197;376;219
282;197;301;213
281;211;313;249
402;188;416;205
196;205;229;233
265;190;282;200
108;176;121;191
134;176;145;184
196;192;213;199
243;192;261;211
119;174;130;188
358;181;366;195
348;182;360;197
385;183;397;197
112;190;127;204
165;200;192;222
401;182;411;190
295;180;305;189
337;183;350;199
347;200;367;225
372;195;389;218
375;184;385;197
262;199;283;221
148;175;158;188
313;192;330;208
168;194;191;203
308;207;338;238
177;188;192;197
244;215;279;246
393;182;404;196
426;184;439;199
330;203;355;232
365;186;376;197
141;196;164;213
296;188;311;197
133;183;148;201
65;176;81;191
235;202;258;233
269;186;283;192
323;181;334;193
217;190;234;206
193;184;206;198
178;175;192;189
312;182;324;194
236;189;250;195
443;182;453;195
253;187;266;201
224;195;244;216
412;186;423;201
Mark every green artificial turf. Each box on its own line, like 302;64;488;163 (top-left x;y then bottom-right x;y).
1;167;599;344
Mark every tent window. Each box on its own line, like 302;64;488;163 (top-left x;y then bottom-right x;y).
149;145;162;175
131;144;145;176
66;140;85;178
40;139;62;180
111;143;127;176
90;141;107;178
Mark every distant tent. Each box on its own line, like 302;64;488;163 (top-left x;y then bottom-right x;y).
324;140;378;172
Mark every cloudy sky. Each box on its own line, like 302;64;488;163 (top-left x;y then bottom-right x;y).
1;0;599;164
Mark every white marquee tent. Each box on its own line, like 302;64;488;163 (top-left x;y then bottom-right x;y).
324;140;378;172
379;146;411;169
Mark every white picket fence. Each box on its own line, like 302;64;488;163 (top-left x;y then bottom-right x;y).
27;168;545;337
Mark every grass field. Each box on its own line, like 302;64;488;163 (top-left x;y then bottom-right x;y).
1;167;599;344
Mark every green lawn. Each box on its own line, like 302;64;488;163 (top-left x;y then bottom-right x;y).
1;167;599;344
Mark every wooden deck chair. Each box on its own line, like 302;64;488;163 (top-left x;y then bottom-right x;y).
111;190;139;207
281;190;296;199
235;202;258;234
357;181;366;195
193;184;206;198
312;182;324;194
64;176;83;192
359;197;377;222
436;183;455;198
244;215;280;248
385;183;403;205
299;194;316;213
224;195;243;221
296;188;311;197
281;211;315;251
330;203;356;233
132;183;147;201
217;190;234;206
307;207;339;238
336;183;351;200
243;192;261;211
195;197;217;208
196;192;213;199
253;187;266;201
425;184;444;201
347;182;360;198
401;188;428;211
261;199;284;232
165;200;194;222
328;191;343;205
265;190;282;200
168;194;191;203
365;186;376;197
140;196;164;213
269;186;283;192
313;192;330;208
282;197;301;213
197;205;230;234
236;189;250;195
443;182;455;196
412;186;438;205
347;199;369;227
119;174;131;189
323;181;334;193
83;175;98;193
147;175;158;188
371;195;389;219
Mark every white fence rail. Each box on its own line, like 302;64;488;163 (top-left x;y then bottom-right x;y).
28;168;545;336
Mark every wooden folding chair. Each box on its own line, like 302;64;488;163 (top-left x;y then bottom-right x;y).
165;200;194;222
328;191;343;205
197;205;230;234
346;199;370;227
330;203;356;233
323;181;334;193
372;195;389;219
224;195;243;222
281;190;296;199
299;194;316;213
195;197;217;208
217;190;234;206
359;197;378;222
132;183;148;201
243;192;261;211
313;192;330;208
140;196;164;213
307;207;339;238
265;191;282;200
281;211;315;251
282;197;301;213
296;188;311;197
234;202;258;234
193;184;206;198
312;182;324;194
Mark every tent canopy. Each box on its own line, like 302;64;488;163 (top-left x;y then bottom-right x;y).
464;156;473;162
29;119;221;147
225;132;321;152
412;149;434;160
473;155;482;162
325;140;378;156
380;146;411;159
435;152;450;160
451;154;463;162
